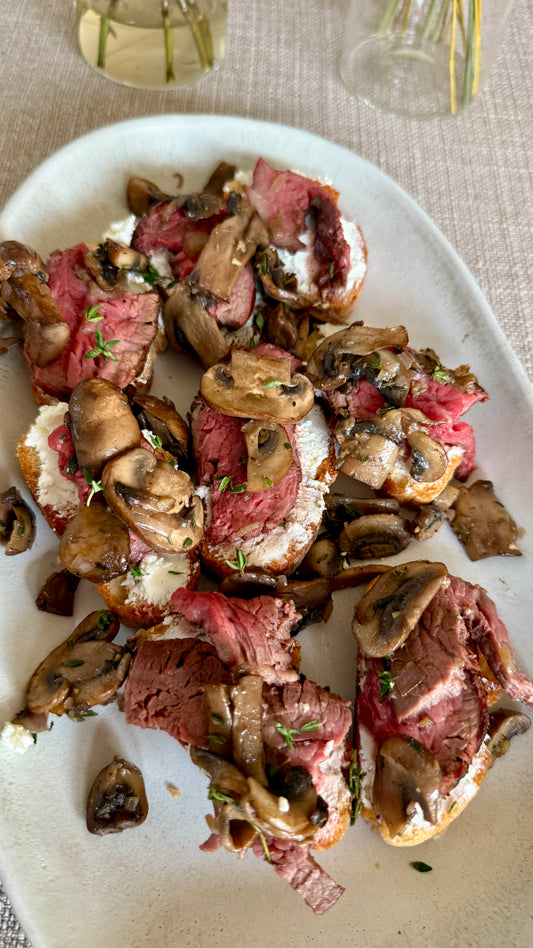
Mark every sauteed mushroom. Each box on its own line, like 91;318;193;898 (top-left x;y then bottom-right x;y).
373;736;442;837
163;282;229;368
0;240;70;367
133;393;190;463
191;194;268;301
87;757;148;835
36;568;80;615
26;610;129;716
68;378;141;476
451;479;522;560
102;447;203;554
59;501;131;583
241;420;293;490
0;486;35;555
338;514;411;559
487;709;531;760
201;349;314;423
353;561;448;657
306;323;409;392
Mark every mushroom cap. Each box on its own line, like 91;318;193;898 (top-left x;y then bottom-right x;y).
338;513;411;560
102;447;203;554
68;378;141;477
26;609;128;716
306;323;409;392
201;349;314;424
86;757;149;835
353;560;448;657
373;736;443;838
59;501;130;583
163;282;230;368
241;419;293;491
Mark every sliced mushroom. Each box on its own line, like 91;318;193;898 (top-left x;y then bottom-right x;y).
406;429;448;483
26;609;129;716
59;501;131;582
68;377;141;477
84;241;150;291
335;418;400;488
127;176;173;216
201;349;314;424
265;302;300;351
306;323;409;392
487;709;531;760
325;493;400;523
163;282;230;368
230;675;267;785
133;393;190;463
102;447;203;554
87;757;149;835
36;568;80;615
241;420;293;491
0;486;35;555
373;736;442;837
203;683;233;758
338;513;411;559
202;161;238;196
353;561;448;657
0;240;70;367
451;479;522;561
191;194;268;302
410;485;459;542
300;537;343;578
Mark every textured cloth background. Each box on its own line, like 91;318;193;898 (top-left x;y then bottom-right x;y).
0;0;532;943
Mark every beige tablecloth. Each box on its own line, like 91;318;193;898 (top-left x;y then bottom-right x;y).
1;1;532;943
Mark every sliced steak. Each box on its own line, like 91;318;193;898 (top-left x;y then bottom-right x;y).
168;589;301;684
245;157;351;290
252;837;345;916
191;398;301;546
29;244;159;399
124;637;231;746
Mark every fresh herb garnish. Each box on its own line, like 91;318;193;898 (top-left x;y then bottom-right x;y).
66;456;78;477
84;328;120;363
208;784;271;862
142;265;160;284
275;719;324;749
263;475;273;488
96;610;115;631
262;379;283;388
82;469;103;505
377;669;394;698
183;537;193;549
67;708;98;722
410;861;433;873
60;659;85;668
225;549;247;573
431;364;451;384
129;565;146;577
84;304;103;323
348;757;362;825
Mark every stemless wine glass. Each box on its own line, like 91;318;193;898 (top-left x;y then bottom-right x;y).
75;0;227;89
339;0;516;119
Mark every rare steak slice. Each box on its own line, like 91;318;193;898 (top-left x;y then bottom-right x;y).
169;589;301;684
252;837;345;916
124;637;230;747
29;244;159;399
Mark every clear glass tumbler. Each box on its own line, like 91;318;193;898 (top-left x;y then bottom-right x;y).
75;0;227;89
339;0;515;118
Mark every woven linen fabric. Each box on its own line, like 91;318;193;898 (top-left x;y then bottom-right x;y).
0;1;532;944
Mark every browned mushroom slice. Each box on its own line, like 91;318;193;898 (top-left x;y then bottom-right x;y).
306;323;409;392
191;194;268;302
202;162;238;195
133;393;190;462
410;484;459;542
36;568;80;615
241;420;293;491
102;447;203;554
84;241;150;292
0;241;70;367
68;377;142;477
451;479;522;561
0;486;35;555
487;709;531;760
201;349;314;423
230;675;267;785
163;282;230;368
300;538;343;579
373;736;442;837
127;177;173;216
87;757;149;835
59;501;131;583
353;561;448;657
406;429;448;483
335;418;400;488
26;609;129;716
325;493;400;523
338;513;411;559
